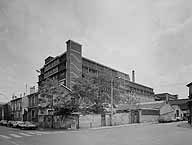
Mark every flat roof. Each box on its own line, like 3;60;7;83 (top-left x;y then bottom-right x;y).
169;99;189;105
82;57;129;77
126;80;153;90
10;97;22;102
155;93;177;97
187;82;192;87
82;57;153;90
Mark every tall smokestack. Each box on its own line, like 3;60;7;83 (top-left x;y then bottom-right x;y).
132;70;135;83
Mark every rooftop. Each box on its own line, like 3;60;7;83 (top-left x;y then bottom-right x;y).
169;99;189;105
155;93;177;96
187;82;192;87
10;97;22;102
137;101;166;110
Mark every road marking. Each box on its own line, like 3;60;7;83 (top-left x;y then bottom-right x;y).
38;132;51;134
18;133;32;136
4;140;21;145
33;131;44;135
9;134;22;138
0;134;11;139
25;131;36;135
26;131;41;135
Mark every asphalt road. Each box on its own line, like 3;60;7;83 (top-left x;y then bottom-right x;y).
0;122;192;145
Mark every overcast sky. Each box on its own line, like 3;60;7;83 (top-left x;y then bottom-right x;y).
0;0;192;102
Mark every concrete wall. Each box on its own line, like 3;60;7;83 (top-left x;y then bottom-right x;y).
112;113;130;125
105;113;130;126
160;103;174;115
140;115;159;123
159;103;175;121
79;114;101;129
172;105;184;119
160;111;175;121
53;115;78;129
79;113;131;129
38;115;78;129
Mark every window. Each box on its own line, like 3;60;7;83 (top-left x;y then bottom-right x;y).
32;110;35;118
48;109;54;115
176;110;179;117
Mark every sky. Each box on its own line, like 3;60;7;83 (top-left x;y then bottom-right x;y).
0;0;192;102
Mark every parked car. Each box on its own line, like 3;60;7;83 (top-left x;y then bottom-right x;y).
19;121;37;130
7;121;16;127
0;120;8;126
12;121;24;128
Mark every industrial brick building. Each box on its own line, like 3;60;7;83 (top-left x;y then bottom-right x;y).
38;40;154;103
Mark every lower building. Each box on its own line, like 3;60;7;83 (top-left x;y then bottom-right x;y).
10;97;22;121
27;92;39;122
186;82;192;124
137;101;176;123
154;93;178;101
169;99;189;120
2;103;12;120
117;101;181;123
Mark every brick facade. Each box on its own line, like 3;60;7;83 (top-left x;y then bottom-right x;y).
38;40;155;103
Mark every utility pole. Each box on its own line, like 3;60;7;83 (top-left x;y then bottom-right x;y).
110;75;120;126
51;94;54;128
110;78;113;126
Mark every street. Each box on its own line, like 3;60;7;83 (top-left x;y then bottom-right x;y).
0;122;192;145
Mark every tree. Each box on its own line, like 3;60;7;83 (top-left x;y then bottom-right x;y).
71;74;121;114
118;88;140;110
39;78;76;116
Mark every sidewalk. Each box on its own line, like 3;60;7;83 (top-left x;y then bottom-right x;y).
90;122;157;130
37;122;156;132
37;127;78;132
177;121;192;129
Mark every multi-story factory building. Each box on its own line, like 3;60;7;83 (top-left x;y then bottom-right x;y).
38;40;154;103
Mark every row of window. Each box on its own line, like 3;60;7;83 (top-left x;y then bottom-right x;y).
83;59;130;80
44;67;59;79
11;101;22;111
124;86;153;96
29;96;38;107
13;112;22;119
44;59;59;72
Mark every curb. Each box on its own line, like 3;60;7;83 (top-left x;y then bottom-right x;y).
90;122;154;130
